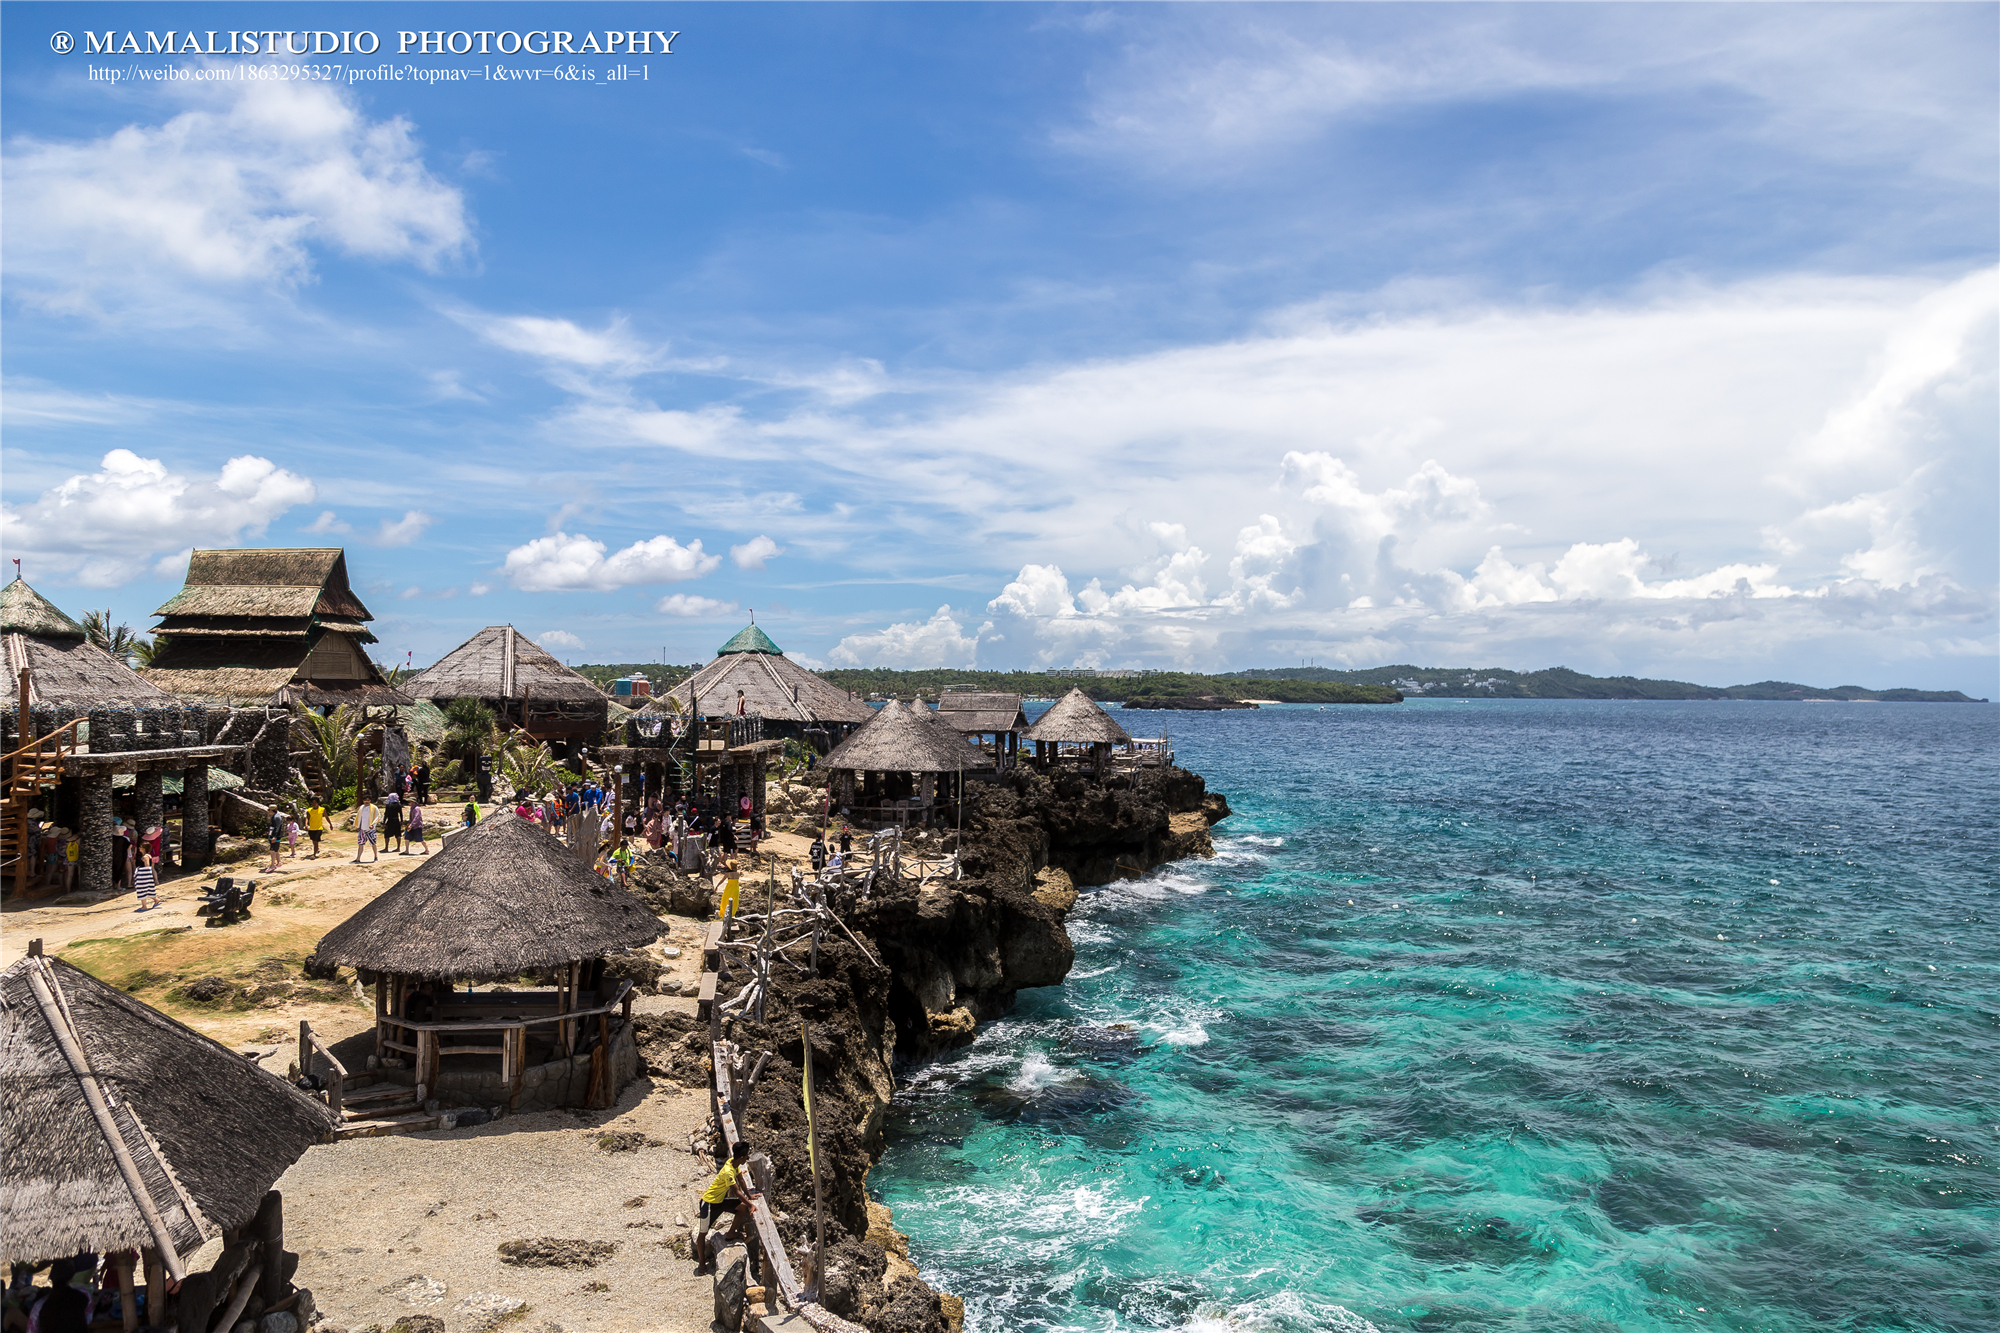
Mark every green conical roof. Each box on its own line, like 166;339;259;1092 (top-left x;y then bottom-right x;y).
0;578;87;640
717;624;782;656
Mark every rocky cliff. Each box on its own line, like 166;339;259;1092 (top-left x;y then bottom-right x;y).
633;765;1229;1332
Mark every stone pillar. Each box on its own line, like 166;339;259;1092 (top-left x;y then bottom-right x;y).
718;763;738;821
183;765;211;870
752;762;767;818
135;771;165;864
80;774;113;896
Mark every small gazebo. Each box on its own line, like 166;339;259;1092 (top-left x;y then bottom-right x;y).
1023;688;1132;775
312;811;663;1111
1;951;334;1330
820;699;974;827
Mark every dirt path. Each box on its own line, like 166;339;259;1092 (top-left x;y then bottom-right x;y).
4;822;737;1333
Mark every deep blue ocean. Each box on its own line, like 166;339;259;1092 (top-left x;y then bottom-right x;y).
869;699;2000;1333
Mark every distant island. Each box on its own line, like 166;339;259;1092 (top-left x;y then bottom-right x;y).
556;660;1985;706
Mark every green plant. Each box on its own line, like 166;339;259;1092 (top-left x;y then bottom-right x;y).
289;704;363;801
81;609;141;664
498;733;562;796
443;697;499;765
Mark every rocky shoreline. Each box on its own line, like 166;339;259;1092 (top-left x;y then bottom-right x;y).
629;766;1230;1332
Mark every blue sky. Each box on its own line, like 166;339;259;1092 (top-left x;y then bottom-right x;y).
3;3;1995;691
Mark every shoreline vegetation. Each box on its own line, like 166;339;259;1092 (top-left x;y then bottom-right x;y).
567;663;1984;706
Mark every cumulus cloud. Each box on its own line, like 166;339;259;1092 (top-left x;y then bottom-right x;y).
729;535;783;570
303;510;350;534
536;629;584;650
372;510;433;547
656;593;740;617
2;449;316;586
3;78;469;322
830;606;981;669
500;531;721;592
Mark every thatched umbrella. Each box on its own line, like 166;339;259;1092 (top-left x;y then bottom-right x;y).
0;953;334;1270
314;812;662;1098
818;701;974;825
1023;688;1131;773
821;700;969;775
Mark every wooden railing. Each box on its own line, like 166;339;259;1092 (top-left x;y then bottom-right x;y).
375;981;635;1106
298;1020;349;1119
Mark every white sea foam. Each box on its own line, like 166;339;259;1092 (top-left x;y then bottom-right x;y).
1177;1291;1385;1332
1007;1051;1078;1093
1070;963;1121;979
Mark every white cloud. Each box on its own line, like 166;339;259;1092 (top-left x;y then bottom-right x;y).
500;531;722;592
830;606;980;669
1;449;316;586
536;629;584;650
469;583;492;596
372;510;433;547
398;586;422;600
303;510;350;534
656;593;740;618
462;313;652;373
3;78;469;322
729;534;783;570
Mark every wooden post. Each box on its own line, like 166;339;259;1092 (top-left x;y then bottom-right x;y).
416;1029;436;1089
374;977;387;1060
142;1250;162;1328
255;1191;285;1307
115;1252;138;1331
299;1019;310;1080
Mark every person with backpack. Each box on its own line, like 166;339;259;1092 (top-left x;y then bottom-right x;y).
266;807;286;871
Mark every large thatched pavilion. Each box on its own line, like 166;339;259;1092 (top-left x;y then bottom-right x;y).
1;949;333;1329
313;811;662;1111
660;622;872;750
404;625;608;749
3;578;243;895
1023;687;1132;774
820;699;976;827
934;691;1029;774
142;548;408;708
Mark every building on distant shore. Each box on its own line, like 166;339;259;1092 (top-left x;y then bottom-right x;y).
404;625;609;749
142;549;410;708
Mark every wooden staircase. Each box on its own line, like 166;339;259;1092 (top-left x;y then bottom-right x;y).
2;711;82;897
298;1020;444;1139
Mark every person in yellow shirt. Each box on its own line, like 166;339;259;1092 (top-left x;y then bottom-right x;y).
305;801;326;859
692;1141;751;1273
715;860;741;920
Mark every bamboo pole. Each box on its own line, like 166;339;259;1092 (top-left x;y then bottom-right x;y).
801;1017;826;1298
23;959;187;1278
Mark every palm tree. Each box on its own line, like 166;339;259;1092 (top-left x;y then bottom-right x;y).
80;609;140;665
289;704;363;803
442;697;499;765
129;637;160;668
498;733;562;798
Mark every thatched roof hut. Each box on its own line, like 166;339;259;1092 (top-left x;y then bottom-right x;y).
821;700;971;774
404;626;607;744
142;548;409;706
0;577;172;707
935;691;1029;735
0;954;335;1265
662;623;871;728
1024;687;1131;746
314;810;661;979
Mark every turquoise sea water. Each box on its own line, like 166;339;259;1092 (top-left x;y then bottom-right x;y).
869;700;2000;1333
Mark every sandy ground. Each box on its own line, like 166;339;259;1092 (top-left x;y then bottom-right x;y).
2;813;759;1333
269;1010;724;1333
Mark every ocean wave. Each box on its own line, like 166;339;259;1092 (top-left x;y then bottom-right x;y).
1007;1050;1080;1093
1178;1291;1384;1333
